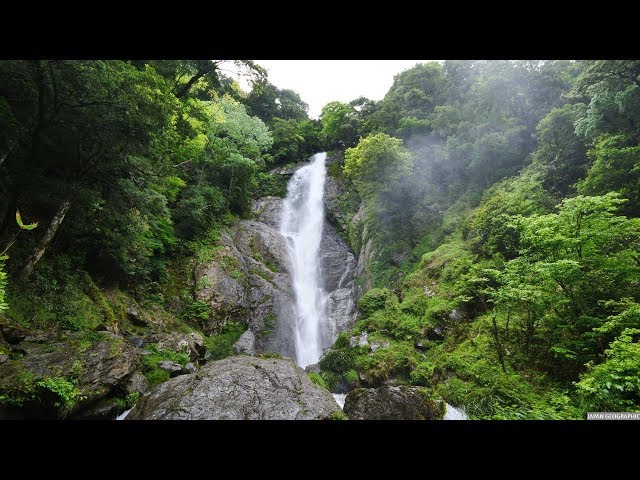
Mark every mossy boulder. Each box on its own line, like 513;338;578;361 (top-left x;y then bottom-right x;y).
0;331;139;418
343;385;445;420
127;356;340;420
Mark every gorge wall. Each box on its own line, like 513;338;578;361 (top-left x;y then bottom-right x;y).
194;153;358;362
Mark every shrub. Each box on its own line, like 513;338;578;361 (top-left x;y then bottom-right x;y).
357;288;398;318
204;321;246;360
308;372;328;389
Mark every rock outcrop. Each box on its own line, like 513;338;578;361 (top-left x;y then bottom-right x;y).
196;186;357;358
127;356;340;420
0;331;139;418
233;329;256;355
343;386;445;420
142;332;205;362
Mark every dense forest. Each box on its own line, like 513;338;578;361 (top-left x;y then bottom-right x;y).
1;60;639;419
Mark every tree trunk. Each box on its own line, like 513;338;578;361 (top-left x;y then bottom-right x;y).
19;199;71;281
174;63;213;99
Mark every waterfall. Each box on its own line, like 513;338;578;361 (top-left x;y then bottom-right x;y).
280;152;328;367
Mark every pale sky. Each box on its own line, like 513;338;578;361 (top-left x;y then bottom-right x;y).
237;60;436;118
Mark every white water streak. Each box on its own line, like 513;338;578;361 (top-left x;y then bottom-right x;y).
280;153;328;367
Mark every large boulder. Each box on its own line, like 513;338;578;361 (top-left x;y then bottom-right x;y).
0;332;139;417
343;386;445;420
127;356;341;420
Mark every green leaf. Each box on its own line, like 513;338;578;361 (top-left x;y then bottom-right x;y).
16;210;38;230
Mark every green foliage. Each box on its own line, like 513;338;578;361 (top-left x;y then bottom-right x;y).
328;410;348;420
354;341;419;385
319;347;356;374
15;211;38;230
6;256;103;331
578;134;640;217
255;172;288;198
140;344;191;386
116;392;140;412
344;133;413;195
576;328;640;412
204;321;246;361
410;361;435;386
181;299;211;327
466;169;554;258
344;369;359;387
307;372;328;390
357;288;398;318
321;101;362;149
532;104;588;195
35;376;84;410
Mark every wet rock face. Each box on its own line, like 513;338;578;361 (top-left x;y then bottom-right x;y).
343;386;445;420
196;191;357;359
251;197;283;229
127;356;340;420
320;220;356;292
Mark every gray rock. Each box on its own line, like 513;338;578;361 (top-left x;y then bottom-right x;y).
0;332;139;416
320;220;356;291
23;331;56;343
144;332;205;361
233;329;256;355
251;197;283;229
123;371;150;395
0;321;30;344
343;386;445;420
0;354;8;364
157;360;182;375
370;340;390;352
427;327;444;341
349;332;369;348
234;220;292;275
194;230;250;333
72;397;121;419
128;336;144;348
127;305;148;326
323;174;348;235
194;218;298;358
326;288;356;341
127;356;341;420
270;165;298;176
181;362;198;374
449;309;462;321
305;363;321;374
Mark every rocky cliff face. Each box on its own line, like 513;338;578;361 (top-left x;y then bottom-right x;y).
195;165;357;360
323;152;373;301
194;209;297;359
127;356;340;420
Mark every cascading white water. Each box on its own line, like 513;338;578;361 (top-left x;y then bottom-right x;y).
280;153;328;367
